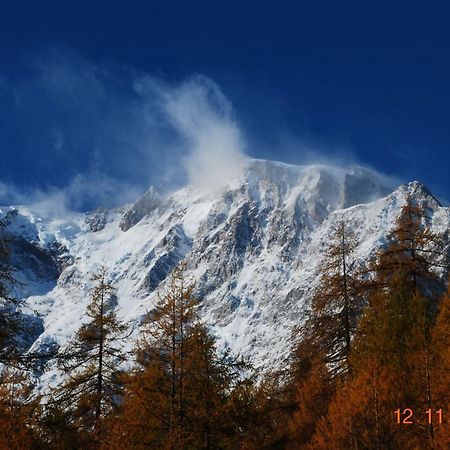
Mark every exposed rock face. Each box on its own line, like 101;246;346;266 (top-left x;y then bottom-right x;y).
119;186;161;231
338;166;393;209
141;224;192;291
1;159;449;389
85;208;108;232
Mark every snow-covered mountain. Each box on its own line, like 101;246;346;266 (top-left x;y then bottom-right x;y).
1;159;449;386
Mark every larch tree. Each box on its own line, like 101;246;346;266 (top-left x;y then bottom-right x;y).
334;287;446;450
248;383;292;449
358;197;445;394
308;358;402;450
282;221;363;448
111;265;198;449
286;345;333;449
299;220;363;378
370;196;447;300
363;197;446;389
371;198;446;401
428;280;450;449
183;322;233;448
304;199;448;450
340;197;448;450
53;266;128;444
0;217;24;366
109;265;254;450
0;368;41;450
309;289;426;449
141;264;198;449
0;218;41;448
183;322;253;449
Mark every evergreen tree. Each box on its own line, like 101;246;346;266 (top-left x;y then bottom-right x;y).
54;266;127;445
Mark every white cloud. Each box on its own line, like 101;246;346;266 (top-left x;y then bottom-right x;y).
135;74;248;193
1;51;250;210
0;173;141;218
1;49;405;211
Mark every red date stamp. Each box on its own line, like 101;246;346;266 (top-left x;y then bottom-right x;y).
394;408;443;425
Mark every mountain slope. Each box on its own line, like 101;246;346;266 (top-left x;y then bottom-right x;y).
1;159;449;387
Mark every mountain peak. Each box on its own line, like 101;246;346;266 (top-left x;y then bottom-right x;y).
2;158;449;386
402;181;443;207
119;186;161;231
242;158;395;211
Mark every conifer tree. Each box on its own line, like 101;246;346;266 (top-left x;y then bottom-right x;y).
54;266;127;444
0;218;24;366
361;198;444;375
139;265;197;449
110;265;199;449
429;280;450;449
0;368;41;450
184;322;253;449
107;360;169;449
300;220;363;378
370;196;446;298
345;273;428;448
280;222;362;447
183;323;231;448
286;338;333;449
250;382;292;448
402;291;441;448
311;289;428;449
109;265;255;449
0;217;49;448
308;359;401;450
333;198;449;450
368;198;445;407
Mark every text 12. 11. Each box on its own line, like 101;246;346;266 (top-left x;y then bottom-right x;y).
394;408;443;425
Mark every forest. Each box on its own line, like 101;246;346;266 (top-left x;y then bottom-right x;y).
0;198;449;449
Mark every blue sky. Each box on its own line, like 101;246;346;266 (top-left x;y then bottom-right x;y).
1;2;449;210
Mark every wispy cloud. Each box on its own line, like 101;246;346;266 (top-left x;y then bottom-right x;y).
135;74;247;193
0;49;248;211
1;48;412;214
0;173;142;217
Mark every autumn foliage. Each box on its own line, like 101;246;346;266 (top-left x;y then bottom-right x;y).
0;198;448;449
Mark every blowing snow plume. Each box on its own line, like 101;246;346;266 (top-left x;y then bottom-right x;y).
135;74;248;194
0;52;248;211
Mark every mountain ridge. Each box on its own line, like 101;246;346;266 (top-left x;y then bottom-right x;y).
0;159;448;388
